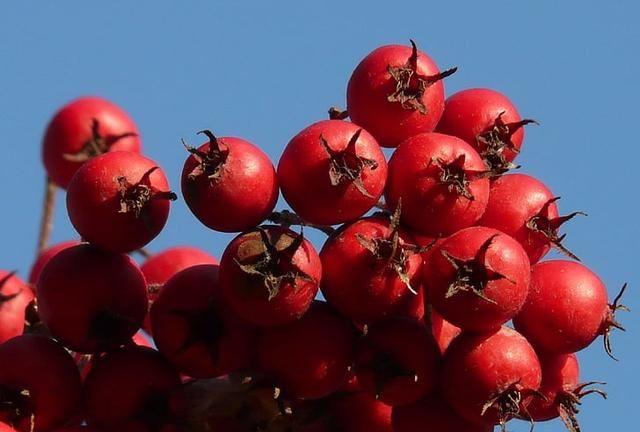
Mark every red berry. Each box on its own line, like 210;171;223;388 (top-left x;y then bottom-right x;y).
425;227;530;332
0;335;82;432
328;392;392;432
385;132;490;236
0;272;33;344
42;96;141;189
347;40;455;147
429;309;461;355
66;151;176;253
36;243;148;353
83;346;184;431
442;326;542;427
140;246;218;333
278;120;387;225
527;353;606;428
151;264;256;378
320;213;423;323
28;240;80;285
392;396;492;432
478;173;584;263
257;301;354;399
219;226;321;327
436;88;537;173
513;260;627;357
353;317;440;406
181;130;278;232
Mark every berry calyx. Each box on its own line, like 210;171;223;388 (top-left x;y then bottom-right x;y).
525;197;586;261
117;166;177;217
63;118;137;163
182;130;230;182
387;40;457;114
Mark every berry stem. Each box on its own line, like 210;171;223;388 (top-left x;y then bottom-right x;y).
36;177;57;257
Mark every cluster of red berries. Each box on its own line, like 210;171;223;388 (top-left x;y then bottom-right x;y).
0;40;627;432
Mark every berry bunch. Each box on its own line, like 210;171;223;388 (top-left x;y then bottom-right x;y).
0;40;627;432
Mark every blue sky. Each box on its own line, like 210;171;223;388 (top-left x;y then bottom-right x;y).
1;1;638;430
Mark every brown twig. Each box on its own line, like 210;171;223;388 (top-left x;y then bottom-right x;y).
36;177;57;257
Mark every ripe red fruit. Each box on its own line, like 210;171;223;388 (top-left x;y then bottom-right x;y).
353;317;440;406
429;309;461;355
151;264;256;378
140;246;218;333
385;132;490;236
0;423;16;432
527;353;606;429
320;212;423;323
28;240;80;285
347;40;456;147
436;88;537;173
42;96;142;189
392;396;493;432
478;173;584;263
66;151;176;253
0;334;82;432
513;260;627;357
0;272;33;344
442;326;542;427
181;130;278;232
277;120;387;225
36;243;148;353
219;226;321;327
328;392;392;432
425;227;531;332
83;346;184;431
257;301;354;399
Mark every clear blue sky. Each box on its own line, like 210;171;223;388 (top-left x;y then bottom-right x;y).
1;1;638;430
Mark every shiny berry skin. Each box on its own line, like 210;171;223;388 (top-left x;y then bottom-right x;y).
42;96;141;189
385;132;490;236
0;272;33;344
36;243;148;353
320;215;423;323
28;240;80;285
66;151;176;253
140;246;218;333
425;226;531;332
181;130;278;232
219;226;321;327
442;326;542;427
151;264;256;378
429;309;461;355
478;173;582;264
513;260;622;355
354;317;440;406
347;41;455;147
257;301;354;399
0;335;82;432
436;88;537;173
328;392;392;432
277;120;387;225
83;346;184;431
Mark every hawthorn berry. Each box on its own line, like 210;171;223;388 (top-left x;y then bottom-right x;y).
42;96;141;189
66;151;176;253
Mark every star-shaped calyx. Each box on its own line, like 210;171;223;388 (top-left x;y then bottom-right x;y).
355;203;430;295
387;40;457;113
476;111;538;175
525;197;586;261
117;166;177;218
440;234;514;304
319;129;379;198
481;381;544;432
0;271;20;308
182;130;230;182
235;228;315;301
64;118;137;162
433;154;490;201
554;382;607;432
